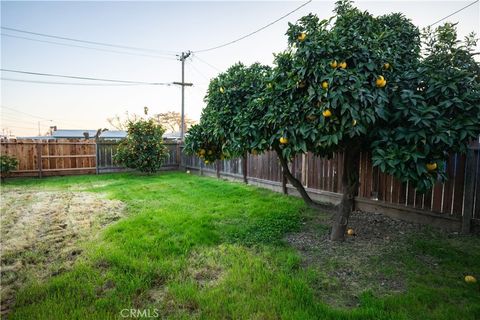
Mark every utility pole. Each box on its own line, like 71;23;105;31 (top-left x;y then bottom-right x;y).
174;51;193;141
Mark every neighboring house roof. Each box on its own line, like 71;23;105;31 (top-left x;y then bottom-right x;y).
17;129;180;140
163;131;181;139
52;130;99;139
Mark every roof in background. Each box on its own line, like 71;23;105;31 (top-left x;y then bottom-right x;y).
17;129;183;140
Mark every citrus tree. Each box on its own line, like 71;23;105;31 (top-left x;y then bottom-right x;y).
115;117;169;173
184;63;271;164
186;0;480;241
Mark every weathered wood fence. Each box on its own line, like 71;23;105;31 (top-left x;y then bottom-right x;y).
182;142;480;232
0;139;181;177
2;138;478;232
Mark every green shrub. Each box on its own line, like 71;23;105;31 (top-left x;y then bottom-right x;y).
114;118;169;173
0;155;19;179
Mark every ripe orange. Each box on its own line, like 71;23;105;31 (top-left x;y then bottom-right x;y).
339;61;347;69
330;60;338;68
426;162;438;172
279;137;288;144
298;32;307;41
383;63;390;70
322;109;332;118
322;81;329;89
375;76;386;88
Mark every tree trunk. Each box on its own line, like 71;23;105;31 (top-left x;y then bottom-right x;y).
330;147;360;241
274;146;326;211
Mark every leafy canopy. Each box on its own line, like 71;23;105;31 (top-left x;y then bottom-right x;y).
186;0;480;191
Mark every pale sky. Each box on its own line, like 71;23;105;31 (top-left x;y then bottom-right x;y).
1;0;479;137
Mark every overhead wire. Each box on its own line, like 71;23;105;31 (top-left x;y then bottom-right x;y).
1;33;178;60
427;0;478;27
192;0;312;53
1;69;174;86
2;78;146;86
1;26;179;55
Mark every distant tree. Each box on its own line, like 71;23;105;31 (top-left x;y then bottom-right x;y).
107;111;142;131
114;118;169;173
154;111;196;134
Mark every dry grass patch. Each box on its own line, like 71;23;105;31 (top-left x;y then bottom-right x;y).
0;189;125;315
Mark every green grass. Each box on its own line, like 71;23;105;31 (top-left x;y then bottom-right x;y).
2;172;480;319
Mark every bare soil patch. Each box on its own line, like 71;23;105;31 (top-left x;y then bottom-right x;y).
0;189;125;316
285;210;428;308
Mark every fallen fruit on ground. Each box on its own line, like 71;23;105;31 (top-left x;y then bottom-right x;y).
347;228;355;235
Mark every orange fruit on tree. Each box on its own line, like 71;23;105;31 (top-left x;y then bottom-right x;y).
279;137;289;144
375;76;387;88
330;60;338;68
219;87;225;93
352;119;357;126
339;61;347;69
383;63;390;70
465;275;477;283
297;32;307;41
322;81;329;89
199;149;206;156
426;162;438;172
322;109;332;118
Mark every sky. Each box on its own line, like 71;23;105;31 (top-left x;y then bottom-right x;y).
1;0;479;137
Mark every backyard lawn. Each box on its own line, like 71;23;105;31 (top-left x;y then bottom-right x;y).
1;172;479;319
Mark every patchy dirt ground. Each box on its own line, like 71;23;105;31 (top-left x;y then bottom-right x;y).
285;210;429;308
0;189;125;316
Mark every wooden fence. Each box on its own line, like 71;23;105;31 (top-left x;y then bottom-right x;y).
182;142;480;232
0;139;181;177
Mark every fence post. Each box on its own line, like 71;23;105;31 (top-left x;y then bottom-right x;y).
462;146;476;234
36;143;43;178
95;140;99;174
216;159;221;178
176;142;181;169
242;153;248;184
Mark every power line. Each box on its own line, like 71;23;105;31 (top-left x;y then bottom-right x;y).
1;69;173;86
187;61;212;82
192;54;222;72
192;0;312;53
1;33;177;60
1;26;178;56
0;106;79;128
1;106;53;122
2;77;145;86
428;0;479;27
